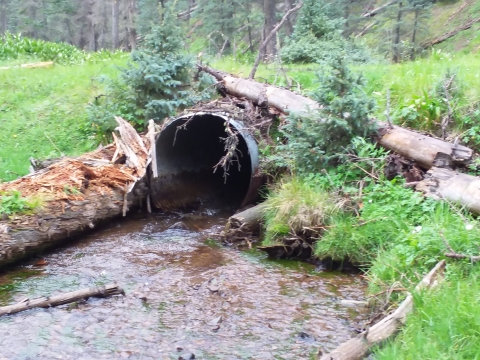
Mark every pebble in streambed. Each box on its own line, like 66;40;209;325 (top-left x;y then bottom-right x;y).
0;211;368;359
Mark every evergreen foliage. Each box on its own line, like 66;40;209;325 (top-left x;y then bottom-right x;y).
281;53;376;173
87;7;213;134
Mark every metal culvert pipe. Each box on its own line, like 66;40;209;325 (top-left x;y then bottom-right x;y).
150;112;260;211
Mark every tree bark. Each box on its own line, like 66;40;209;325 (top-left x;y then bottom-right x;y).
0;284;124;317
393;1;403;63
416;167;480;214
0;118;151;269
263;0;277;60
198;65;473;170
318;260;446;360
112;0;120;49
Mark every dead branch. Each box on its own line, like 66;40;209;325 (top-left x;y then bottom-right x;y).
318;260;446;360
441;74;455;140
440;232;480;262
356;20;377;38
385;89;393;128
362;0;398;17
0;284;124;317
249;1;303;79
213;122;242;182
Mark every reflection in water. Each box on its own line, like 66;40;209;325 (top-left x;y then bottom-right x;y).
0;211;367;359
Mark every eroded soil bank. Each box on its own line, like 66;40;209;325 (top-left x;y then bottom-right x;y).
0;210;367;359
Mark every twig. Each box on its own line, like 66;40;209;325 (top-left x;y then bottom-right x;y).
440;231;480;262
249;2;303;79
44;132;64;157
385;89;393;129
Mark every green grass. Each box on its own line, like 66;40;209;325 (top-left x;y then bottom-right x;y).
0;55;127;181
376;268;480;360
262;177;343;245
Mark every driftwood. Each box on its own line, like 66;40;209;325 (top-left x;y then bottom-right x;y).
198;65;473;170
318;260;446;360
423;17;480;48
0;283;124;317
0;118;150;269
416;167;480;214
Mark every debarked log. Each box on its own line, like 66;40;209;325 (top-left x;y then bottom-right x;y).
225;203;266;234
0;283;124;317
0;117;152;269
318;260;446;360
416;167;480;214
198;65;473;169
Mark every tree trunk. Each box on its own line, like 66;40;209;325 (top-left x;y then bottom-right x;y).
127;0;137;51
263;0;277;60
0;118;152;269
318;261;446;360
88;0;97;51
393;1;403;63
112;0;120;49
198;65;473;170
0;284;124;317
283;0;294;36
410;7;419;60
0;0;7;35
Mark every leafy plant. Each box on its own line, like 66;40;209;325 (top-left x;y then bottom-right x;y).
0;33;123;65
0;191;42;216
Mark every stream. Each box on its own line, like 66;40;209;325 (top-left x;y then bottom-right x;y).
0;210;367;360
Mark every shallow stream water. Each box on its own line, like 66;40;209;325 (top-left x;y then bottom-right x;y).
0;210;367;359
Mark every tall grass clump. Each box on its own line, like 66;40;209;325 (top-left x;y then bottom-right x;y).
263;178;343;245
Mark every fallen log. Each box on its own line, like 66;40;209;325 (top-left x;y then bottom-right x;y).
0;61;54;70
318;260;446;360
198;65;473;169
377;124;472;169
422;17;480;48
416;167;480;214
0;283;124;317
0;117;150;269
225;203;266;234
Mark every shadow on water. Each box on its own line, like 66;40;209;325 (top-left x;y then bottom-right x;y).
0;209;368;360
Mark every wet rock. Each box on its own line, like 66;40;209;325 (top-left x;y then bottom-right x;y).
170;222;189;230
178;352;195;360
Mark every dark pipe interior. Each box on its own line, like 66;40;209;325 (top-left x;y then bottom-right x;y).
150;114;252;210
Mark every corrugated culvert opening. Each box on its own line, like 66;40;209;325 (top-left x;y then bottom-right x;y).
150;113;258;211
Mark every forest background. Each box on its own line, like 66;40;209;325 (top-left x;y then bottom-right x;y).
2;0;480;358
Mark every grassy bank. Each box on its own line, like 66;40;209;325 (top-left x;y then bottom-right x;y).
261;140;480;357
0;56;127;182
